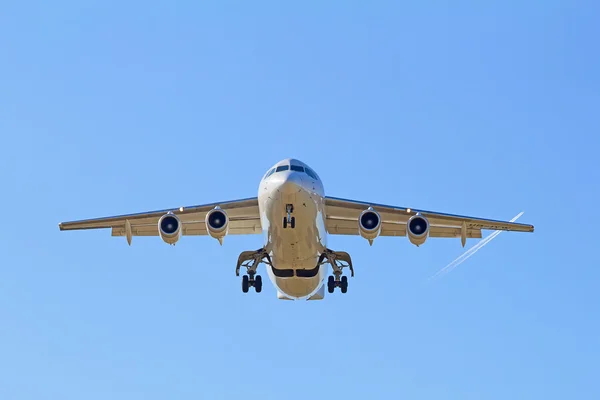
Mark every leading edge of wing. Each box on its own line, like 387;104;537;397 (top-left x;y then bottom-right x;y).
325;196;534;232
58;197;259;231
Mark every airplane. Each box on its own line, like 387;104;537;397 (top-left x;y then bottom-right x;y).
59;158;534;301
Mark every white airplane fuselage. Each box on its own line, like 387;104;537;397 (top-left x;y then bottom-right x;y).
257;160;328;300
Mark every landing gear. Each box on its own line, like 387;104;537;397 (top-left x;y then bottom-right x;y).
283;204;295;228
242;272;262;293
320;249;353;294
327;275;349;293
283;216;295;228
283;217;296;229
236;248;272;294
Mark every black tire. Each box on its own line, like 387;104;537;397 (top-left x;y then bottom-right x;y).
327;276;335;293
242;275;249;293
283;217;288;228
341;276;348;294
291;217;296;229
255;275;262;293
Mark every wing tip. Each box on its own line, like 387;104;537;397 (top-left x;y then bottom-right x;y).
514;223;534;233
58;222;73;231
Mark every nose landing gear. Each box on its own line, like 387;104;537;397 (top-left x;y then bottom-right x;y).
283;204;295;229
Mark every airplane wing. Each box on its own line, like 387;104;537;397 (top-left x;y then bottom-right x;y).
324;196;533;245
59;197;261;243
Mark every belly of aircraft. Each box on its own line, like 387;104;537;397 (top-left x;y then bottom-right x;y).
262;184;327;299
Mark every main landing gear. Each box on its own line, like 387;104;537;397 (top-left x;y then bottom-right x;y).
283;204;295;229
242;274;262;293
328;275;348;294
318;249;354;294
236;248;272;294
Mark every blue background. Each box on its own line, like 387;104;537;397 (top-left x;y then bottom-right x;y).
1;1;598;399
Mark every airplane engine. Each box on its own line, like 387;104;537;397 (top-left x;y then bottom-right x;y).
358;207;381;244
158;212;181;245
205;207;229;244
407;213;429;246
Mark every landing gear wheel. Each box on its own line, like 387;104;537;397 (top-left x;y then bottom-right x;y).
340;276;348;294
283;217;288;229
290;217;296;229
242;275;249;293
255;275;262;293
327;276;335;293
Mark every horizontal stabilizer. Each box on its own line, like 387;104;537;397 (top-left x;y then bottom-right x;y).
307;284;325;301
277;291;294;300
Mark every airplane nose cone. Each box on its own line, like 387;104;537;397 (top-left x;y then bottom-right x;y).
273;172;304;194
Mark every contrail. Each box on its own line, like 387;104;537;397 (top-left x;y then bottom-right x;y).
429;211;524;280
429;211;524;281
430;211;524;280
431;227;506;279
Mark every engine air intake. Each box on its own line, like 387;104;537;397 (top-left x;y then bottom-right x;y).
205;207;229;244
406;213;429;246
158;212;182;245
358;207;382;244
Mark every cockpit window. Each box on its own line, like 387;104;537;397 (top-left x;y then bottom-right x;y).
264;168;276;179
275;165;289;172
290;165;304;172
305;168;318;180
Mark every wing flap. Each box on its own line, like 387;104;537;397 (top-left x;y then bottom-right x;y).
326;218;482;238
430;226;482;239
111;218;262;237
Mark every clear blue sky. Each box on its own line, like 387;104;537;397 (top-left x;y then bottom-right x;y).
1;1;599;399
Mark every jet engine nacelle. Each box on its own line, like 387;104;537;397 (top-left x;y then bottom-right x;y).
158;212;182;245
358;207;381;245
407;213;429;246
205;207;229;244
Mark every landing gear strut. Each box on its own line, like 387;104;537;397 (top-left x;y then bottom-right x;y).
318;249;353;294
237;248;272;294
